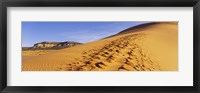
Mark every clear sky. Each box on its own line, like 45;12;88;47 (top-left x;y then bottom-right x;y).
22;22;148;47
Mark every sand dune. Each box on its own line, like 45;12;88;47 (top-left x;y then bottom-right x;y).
22;22;178;71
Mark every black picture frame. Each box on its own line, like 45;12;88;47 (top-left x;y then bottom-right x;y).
0;0;199;93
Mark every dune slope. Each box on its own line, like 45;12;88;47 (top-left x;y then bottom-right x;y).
22;22;178;71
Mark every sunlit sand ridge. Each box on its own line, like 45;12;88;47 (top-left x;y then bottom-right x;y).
22;22;178;71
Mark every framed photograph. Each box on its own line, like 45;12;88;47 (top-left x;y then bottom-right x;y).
0;0;199;93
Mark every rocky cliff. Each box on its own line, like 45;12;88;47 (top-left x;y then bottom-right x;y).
32;41;82;49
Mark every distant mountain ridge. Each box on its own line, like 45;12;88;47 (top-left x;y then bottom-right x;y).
23;41;82;50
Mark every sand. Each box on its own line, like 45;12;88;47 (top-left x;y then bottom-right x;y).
22;22;178;71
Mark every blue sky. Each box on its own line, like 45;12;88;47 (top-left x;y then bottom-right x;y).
22;22;148;47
